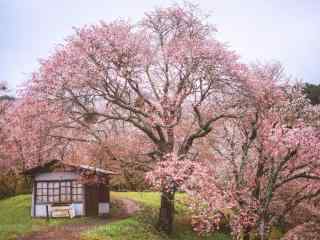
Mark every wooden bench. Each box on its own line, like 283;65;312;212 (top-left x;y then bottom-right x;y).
51;204;75;218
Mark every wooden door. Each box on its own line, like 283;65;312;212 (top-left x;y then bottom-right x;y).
98;183;109;202
85;185;98;216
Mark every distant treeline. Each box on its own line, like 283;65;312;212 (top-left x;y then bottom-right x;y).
303;83;320;105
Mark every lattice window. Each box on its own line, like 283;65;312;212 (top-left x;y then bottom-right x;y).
72;182;84;202
36;182;48;203
35;180;84;204
60;181;72;202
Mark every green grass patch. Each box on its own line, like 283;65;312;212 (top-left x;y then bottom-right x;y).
0;192;286;240
111;192;188;213
269;227;284;240
83;217;163;240
0;192;231;240
112;192;161;208
83;216;230;240
82;192;231;240
0;194;95;240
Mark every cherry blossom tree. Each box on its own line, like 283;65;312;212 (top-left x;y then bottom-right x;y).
185;63;320;239
67;126;153;190
0;82;15;168
0;83;25;198
3;95;69;170
282;221;320;240
18;3;248;233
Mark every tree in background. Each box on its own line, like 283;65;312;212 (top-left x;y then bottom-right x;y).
0;82;13;146
0;82;23;198
303;83;320;105
66;127;154;191
0;83;13;158
4;96;70;170
18;3;247;233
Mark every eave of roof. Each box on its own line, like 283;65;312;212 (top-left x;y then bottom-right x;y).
79;165;116;175
22;160;117;176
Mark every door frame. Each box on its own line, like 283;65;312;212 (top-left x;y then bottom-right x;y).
84;184;99;216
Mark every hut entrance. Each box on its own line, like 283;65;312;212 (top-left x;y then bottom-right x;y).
85;185;99;216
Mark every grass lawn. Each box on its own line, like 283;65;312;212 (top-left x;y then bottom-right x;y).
0;195;102;240
0;192;286;240
0;192;285;240
0;192;230;240
82;192;231;240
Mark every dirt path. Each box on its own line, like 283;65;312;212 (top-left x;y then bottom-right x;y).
17;198;140;240
120;198;140;215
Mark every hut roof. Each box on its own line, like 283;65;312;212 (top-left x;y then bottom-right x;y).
22;159;116;176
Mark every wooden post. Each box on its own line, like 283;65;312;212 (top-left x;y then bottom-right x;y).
46;205;49;222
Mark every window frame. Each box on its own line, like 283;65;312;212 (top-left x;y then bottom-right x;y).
35;180;84;204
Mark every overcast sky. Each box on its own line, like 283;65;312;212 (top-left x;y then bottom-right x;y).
1;0;319;94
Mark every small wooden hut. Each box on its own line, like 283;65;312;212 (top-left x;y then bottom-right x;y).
23;160;115;218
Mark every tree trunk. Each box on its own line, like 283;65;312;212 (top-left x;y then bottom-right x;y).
157;191;175;234
243;226;252;240
243;232;250;240
257;218;268;240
